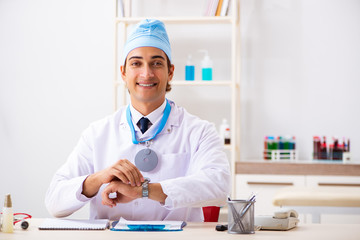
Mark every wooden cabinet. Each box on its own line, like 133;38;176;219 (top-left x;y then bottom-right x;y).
236;174;306;216
235;162;360;223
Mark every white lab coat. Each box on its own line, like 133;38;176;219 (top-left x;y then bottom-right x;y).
45;100;230;221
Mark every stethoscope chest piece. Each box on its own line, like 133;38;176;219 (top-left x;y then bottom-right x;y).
135;148;158;172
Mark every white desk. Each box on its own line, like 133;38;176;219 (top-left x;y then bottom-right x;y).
1;219;360;240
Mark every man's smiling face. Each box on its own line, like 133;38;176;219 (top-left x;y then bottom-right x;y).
121;47;174;112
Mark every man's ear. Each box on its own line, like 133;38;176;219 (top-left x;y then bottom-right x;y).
120;65;126;82
168;64;175;82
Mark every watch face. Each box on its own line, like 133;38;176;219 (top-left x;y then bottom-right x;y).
142;178;150;198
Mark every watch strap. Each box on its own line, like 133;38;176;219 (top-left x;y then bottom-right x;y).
142;177;150;198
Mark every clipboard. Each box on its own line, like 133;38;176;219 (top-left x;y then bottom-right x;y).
110;218;187;232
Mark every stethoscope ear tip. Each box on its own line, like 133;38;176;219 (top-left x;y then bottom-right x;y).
20;220;29;230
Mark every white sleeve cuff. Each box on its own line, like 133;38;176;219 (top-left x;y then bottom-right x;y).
159;181;176;210
76;175;94;202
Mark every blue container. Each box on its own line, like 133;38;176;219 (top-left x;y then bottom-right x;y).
202;68;212;81
185;65;195;81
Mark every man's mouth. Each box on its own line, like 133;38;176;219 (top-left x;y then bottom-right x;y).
137;83;157;87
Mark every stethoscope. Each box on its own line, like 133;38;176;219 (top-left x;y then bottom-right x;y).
1;212;32;230
126;99;171;172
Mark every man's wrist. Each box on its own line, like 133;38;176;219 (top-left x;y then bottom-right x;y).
82;174;102;198
141;178;151;198
130;184;142;199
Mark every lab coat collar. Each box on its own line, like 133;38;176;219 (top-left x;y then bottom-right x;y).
129;100;167;127
118;99;180;137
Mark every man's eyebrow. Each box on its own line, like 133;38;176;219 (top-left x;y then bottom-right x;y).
128;56;143;61
128;55;165;61
151;55;166;60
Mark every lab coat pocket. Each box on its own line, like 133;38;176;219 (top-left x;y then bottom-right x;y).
158;152;190;181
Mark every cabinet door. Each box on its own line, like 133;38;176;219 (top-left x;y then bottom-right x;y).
236;174;306;215
306;175;360;187
305;175;360;224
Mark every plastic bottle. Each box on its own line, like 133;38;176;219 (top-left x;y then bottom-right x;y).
291;136;296;150
264;136;269;160
333;137;342;160
278;136;284;149
185;55;195;81
199;50;213;81
219;119;230;145
224;127;231;145
1;194;14;233
313;136;321;160
328;138;334;160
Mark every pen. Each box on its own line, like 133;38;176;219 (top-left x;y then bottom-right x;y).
227;197;245;232
240;194;256;218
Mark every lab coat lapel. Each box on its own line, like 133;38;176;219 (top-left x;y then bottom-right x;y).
156;100;180;137
118;100;180;138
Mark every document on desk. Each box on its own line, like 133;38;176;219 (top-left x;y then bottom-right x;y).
111;217;186;231
38;218;109;230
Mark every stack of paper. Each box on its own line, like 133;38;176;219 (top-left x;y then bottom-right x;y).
111;217;186;231
38;218;109;230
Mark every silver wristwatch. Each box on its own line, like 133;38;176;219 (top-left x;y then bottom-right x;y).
142;177;151;198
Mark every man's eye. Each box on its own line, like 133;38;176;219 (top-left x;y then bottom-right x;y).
153;61;163;66
130;61;140;66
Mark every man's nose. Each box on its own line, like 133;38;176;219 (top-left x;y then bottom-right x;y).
139;64;154;78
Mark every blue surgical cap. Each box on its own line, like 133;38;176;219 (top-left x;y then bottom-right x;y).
122;19;172;64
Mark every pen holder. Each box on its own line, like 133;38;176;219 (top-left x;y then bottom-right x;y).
227;199;255;234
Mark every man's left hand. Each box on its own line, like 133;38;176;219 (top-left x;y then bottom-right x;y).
101;180;141;207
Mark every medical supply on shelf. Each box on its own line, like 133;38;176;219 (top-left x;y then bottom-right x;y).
219;118;231;145
313;136;350;161
199;50;212;81
263;135;296;161
1;194;14;233
185;54;195;81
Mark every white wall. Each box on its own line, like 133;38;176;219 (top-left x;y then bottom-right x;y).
0;0;114;218
0;0;359;218
240;0;360;161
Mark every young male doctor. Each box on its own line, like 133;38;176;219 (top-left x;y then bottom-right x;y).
45;19;230;222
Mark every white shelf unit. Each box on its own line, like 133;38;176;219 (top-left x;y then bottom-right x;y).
113;0;241;197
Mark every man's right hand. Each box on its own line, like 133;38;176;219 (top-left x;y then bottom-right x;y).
81;159;144;198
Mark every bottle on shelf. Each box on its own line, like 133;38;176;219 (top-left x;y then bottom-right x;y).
199;50;213;81
332;137;342;160
320;136;327;159
313;136;321;160
278;136;284;149
219;118;230;145
291;136;296;150
267;136;278;150
328;137;334;160
264;136;269;160
185;54;195;81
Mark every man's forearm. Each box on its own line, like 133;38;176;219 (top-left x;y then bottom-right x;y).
148;183;167;204
82;173;103;198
